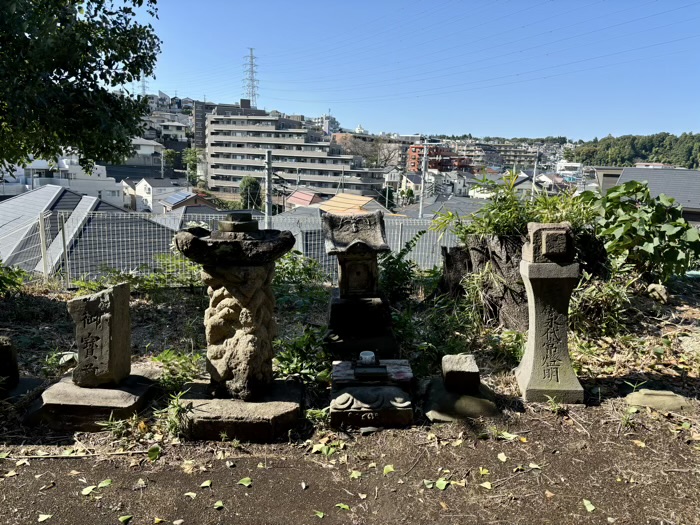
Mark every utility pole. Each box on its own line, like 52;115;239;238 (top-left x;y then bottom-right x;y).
419;140;430;219
160;150;164;179
265;150;272;229
531;145;539;201
244;48;259;108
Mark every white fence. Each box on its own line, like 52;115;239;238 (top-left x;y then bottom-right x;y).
2;212;458;286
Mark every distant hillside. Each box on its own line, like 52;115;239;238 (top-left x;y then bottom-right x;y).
564;132;700;169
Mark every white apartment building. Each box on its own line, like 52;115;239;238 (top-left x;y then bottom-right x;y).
205;110;383;197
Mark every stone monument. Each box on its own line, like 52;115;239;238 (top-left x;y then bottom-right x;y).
68;282;131;387
322;211;414;428
29;283;159;430
515;222;584;404
322;211;398;358
174;213;301;441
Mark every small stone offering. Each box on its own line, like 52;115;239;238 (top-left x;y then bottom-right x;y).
442;354;480;395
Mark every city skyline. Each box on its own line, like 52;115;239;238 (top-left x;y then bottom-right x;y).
144;0;700;141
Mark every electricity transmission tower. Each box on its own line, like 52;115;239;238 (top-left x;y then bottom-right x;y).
243;48;259;108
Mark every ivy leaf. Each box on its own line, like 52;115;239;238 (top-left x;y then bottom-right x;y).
97;479;112;488
81;485;96;496
238;477;252;487
383;464;395;476
214;500;224;510
349;470;362;480
314;511;325;518
435;478;449;491
200;479;212;488
335;503;350;511
583;499;596;512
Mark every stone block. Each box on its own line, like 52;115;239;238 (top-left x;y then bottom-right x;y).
28;363;159;430
329;386;413;428
331;359;413;390
423;378;499;422
0;336;20;395
442;354;480;395
68;282;131;387
522;222;574;264
625;389;690;412
328;292;392;334
183;379;303;442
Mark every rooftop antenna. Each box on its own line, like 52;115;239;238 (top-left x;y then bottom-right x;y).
243;47;259;108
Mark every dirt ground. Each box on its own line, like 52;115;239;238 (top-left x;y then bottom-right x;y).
1;283;700;525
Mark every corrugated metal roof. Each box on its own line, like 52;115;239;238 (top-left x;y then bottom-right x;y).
162;192;193;206
617;168;700;210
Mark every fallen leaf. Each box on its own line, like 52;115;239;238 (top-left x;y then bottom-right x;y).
173;520;184;525
97;479;112;489
38;515;52;522
368;462;377;469
225;460;235;468
238;477;252;487
118;517;133;524
519;437;528;443
497;452;507;462
81;485;96;496
335;503;350;511
383;464;395;476
479;467;489;476
148;445;162;462
200;479;212;488
529;463;541;470
154;519;165;524
183;492;196;499
301;482;307;490
0;452;9;459
631;440;646;448
583;499;596;512
451;439;463;447
214;500;224;510
16;459;29;466
358;493;367;500
479;481;493;490
5;470;17;478
545;490;555;498
39;482;55;491
68;470;81;476
498;431;518;441
450;480;466;487
423;479;434;489
435;478;449;491
181;461;196;474
314;510;325;518
350;470;362;480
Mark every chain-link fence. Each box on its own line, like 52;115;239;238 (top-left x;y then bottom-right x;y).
2;212;458;285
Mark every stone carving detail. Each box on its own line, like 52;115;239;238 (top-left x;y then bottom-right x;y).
515;223;583;403
67;283;131;387
174;213;295;401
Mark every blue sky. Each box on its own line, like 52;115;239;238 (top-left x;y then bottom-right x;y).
145;0;700;140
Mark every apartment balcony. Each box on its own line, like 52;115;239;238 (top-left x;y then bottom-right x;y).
208;146;340;158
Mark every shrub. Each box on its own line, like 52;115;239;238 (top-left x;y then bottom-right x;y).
273;327;330;385
379;231;424;304
582;181;700;283
272;250;329;312
0;259;27;297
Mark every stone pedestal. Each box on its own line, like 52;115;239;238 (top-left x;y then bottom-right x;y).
201;263;276;401
67;283;131;387
515;223;583;404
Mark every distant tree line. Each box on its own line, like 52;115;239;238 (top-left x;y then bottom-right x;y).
434;134;570;145
564;132;700;169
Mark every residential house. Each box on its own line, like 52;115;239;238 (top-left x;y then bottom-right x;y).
134;178;189;213
286;189;323;210
592;166;624;195
160;192;217;212
401;173;422;194
317;193;391;215
159;121;188;142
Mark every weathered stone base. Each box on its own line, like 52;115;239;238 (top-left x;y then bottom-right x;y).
183;380;303;442
329;386;413;429
25;363;159;431
625;389;690;412
423;378;500;422
515;366;584;404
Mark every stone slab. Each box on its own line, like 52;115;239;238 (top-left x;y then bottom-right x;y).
324;331;399;360
183;379;303;442
68;282;131;387
328;292;392;334
331;359;413;390
442;354;480;395
28;363;159;431
625;389;690;412
0;335;20;394
329;385;413;429
423;378;500;422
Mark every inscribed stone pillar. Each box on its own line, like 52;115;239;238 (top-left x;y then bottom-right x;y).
515;223;583;404
68;282;131;387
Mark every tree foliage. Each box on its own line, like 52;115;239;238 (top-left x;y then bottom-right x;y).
0;0;161;173
162;149;178;170
565;133;700;169
239;176;262;209
337;136;400;168
182;148;202;186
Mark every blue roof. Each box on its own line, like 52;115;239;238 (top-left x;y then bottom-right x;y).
162;192;193;206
